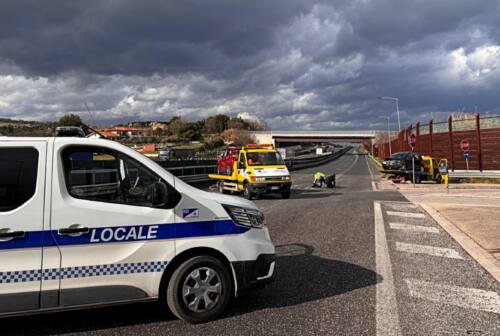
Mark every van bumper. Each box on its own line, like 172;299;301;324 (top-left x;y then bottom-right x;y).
247;182;291;194
232;253;276;296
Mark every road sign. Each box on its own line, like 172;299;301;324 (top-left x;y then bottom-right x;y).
460;139;470;151
464;151;470;159
408;133;416;149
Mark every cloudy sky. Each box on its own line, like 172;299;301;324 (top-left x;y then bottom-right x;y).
1;0;499;130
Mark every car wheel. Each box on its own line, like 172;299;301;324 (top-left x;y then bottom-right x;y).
281;191;291;199
166;256;232;324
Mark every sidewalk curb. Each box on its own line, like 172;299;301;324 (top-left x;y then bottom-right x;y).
418;202;500;283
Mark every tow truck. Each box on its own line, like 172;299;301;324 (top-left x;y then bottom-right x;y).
382;151;442;183
209;144;292;199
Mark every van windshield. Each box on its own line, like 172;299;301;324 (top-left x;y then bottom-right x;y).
246;152;284;166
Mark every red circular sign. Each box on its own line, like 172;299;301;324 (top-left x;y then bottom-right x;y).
460;139;470;151
408;133;416;147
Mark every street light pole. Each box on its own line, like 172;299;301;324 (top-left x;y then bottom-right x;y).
386;116;392;156
381;97;401;132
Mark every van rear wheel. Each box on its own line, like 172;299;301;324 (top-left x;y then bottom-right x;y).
166;255;232;324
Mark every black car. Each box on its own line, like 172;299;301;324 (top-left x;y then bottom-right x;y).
382;151;423;173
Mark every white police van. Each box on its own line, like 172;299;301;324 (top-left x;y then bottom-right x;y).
0;137;275;323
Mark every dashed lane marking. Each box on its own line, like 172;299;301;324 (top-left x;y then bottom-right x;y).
405;278;500;314
389;223;439;233
386;211;426;218
395;242;464;259
374;201;402;336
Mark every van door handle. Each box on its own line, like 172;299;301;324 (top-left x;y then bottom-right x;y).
58;224;89;236
0;228;25;241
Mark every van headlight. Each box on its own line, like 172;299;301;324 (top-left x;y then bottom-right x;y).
222;204;265;229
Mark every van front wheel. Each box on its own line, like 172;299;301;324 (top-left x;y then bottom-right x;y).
166;255;232;324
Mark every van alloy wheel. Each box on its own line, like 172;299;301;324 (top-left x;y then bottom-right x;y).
182;267;222;313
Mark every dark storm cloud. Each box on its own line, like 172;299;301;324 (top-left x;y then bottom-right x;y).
0;0;313;76
0;0;500;129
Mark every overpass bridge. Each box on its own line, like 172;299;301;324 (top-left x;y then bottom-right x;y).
251;130;377;146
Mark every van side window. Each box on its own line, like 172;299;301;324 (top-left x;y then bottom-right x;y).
0;147;39;212
62;146;180;208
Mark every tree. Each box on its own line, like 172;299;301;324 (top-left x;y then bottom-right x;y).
179;122;202;141
167;116;185;137
203;114;229;134
221;128;256;145
58;114;82;126
227;117;250;130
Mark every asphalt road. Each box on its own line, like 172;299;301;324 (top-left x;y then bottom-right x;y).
4;149;500;335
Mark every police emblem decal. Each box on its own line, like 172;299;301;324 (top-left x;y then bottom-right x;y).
182;208;199;218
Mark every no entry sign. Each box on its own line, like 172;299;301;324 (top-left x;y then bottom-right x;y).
460;139;470;151
408;133;416;149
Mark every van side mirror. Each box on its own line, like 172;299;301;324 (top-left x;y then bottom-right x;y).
151;181;169;208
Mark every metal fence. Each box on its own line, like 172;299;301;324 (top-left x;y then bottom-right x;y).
374;114;500;171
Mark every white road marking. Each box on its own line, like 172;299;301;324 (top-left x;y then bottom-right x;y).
374;201;402;336
405;278;500;314
366;155;375;179
389;223;439;233
384;202;418;209
386;211;426;218
395;242;464;259
337;153;359;179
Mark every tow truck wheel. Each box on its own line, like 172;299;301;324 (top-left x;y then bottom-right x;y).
166;255;232;324
243;183;254;200
217;181;227;194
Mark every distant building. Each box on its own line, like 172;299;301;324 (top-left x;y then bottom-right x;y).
100;130;120;139
151;122;169;132
97;124;156;139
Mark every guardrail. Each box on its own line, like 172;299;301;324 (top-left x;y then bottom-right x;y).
285;146;352;171
449;170;500;179
167;147;352;183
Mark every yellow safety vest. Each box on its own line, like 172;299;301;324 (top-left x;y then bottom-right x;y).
314;172;326;179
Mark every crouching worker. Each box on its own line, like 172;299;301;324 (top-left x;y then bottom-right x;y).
325;174;336;188
312;172;326;187
312;172;336;188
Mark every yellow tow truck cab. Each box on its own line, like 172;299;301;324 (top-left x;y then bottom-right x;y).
421;155;443;183
209;144;292;199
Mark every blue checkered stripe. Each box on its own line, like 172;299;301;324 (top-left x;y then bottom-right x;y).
0;261;168;284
